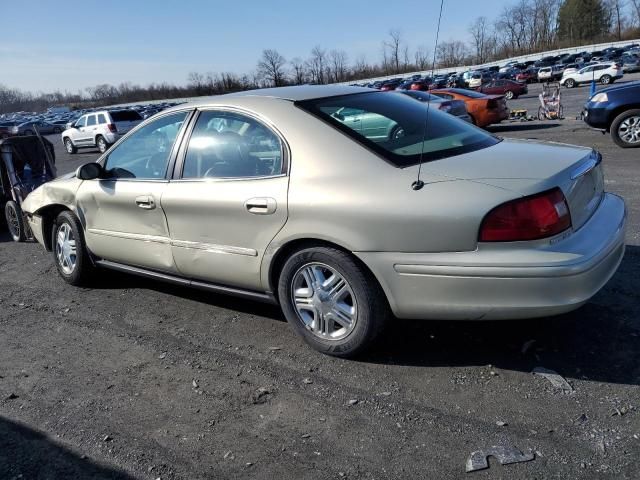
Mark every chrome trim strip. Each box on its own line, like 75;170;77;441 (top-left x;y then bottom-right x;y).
88;229;256;256
571;151;601;180
87;228;170;244
171;240;257;257
95;260;276;304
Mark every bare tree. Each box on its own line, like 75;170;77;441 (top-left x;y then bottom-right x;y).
290;57;308;85
436;40;469;68
414;45;431;70
328;49;349;82
257;49;288;87
469;16;490;63
306;46;327;84
384;29;403;73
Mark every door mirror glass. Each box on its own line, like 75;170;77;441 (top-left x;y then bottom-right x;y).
76;162;104;180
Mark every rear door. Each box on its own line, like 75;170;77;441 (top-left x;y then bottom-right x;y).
78;115;97;145
161;109;289;291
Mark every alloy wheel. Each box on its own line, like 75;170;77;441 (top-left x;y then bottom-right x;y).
56;223;77;275
291;262;358;341
65;139;74;153
618;115;640;145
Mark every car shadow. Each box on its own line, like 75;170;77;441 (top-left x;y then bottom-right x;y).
361;244;640;387
488;122;561;133
89;268;285;321
0;416;135;479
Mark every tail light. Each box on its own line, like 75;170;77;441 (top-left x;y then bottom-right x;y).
479;188;572;242
107;123;117;133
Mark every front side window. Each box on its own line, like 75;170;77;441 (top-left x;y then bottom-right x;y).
103;111;188;179
297;92;499;168
181;110;283;179
75;116;86;128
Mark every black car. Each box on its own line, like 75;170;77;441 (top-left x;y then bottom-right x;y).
583;81;640;148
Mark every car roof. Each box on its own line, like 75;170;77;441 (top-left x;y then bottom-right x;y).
186;85;374;106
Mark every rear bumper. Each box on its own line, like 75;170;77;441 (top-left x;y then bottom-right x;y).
356;193;626;320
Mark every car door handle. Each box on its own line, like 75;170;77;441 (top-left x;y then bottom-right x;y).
135;195;155;210
245;197;276;215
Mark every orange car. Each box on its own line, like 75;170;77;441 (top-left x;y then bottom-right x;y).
430;88;509;128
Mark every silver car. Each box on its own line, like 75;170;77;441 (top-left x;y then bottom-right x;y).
22;86;626;357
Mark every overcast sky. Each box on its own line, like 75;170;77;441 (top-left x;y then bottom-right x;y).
0;0;509;93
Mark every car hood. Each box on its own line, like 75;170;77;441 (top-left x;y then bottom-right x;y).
421;137;593;189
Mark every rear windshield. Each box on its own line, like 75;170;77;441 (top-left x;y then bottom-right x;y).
109;110;142;122
296;92;499;168
443;88;487;99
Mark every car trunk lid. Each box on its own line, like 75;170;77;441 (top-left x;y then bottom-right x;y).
422;138;605;230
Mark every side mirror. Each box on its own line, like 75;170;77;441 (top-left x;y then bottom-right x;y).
76;162;104;180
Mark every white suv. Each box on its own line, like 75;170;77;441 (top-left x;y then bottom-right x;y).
561;63;623;88
62;110;143;154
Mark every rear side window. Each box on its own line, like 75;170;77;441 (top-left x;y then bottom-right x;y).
110;110;143;122
97;114;107;124
297;92;499;168
181;111;283;179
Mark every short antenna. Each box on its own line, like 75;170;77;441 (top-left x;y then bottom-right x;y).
413;0;445;191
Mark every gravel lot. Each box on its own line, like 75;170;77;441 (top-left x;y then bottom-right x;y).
1;77;639;479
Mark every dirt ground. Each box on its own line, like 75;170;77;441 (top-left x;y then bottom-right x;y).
1;78;640;479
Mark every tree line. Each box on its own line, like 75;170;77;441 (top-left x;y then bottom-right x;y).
1;0;639;115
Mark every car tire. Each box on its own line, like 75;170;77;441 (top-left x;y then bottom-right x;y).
277;246;389;358
4;200;27;242
600;75;612;85
96;136;109;154
389;125;405;140
53;127;62;134
504;90;514;100
52;211;93;286
564;78;576;88
64;138;77;154
610;109;640;148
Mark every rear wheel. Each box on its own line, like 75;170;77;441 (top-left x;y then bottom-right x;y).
64;138;77;154
278;246;389;358
610;109;640;148
53;211;93;285
600;75;612;85
504;90;514;100
96;135;109;154
5;200;26;242
564;78;576;88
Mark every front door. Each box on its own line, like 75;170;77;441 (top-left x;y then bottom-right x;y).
77;110;191;272
161;109;289;291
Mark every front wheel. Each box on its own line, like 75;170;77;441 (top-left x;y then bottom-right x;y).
53;211;93;285
64;138;77;154
600;75;612;85
564;78;576;88
5;201;27;242
278;247;389;358
610;109;640;148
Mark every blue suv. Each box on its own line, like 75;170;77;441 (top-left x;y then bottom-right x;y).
584;81;640;148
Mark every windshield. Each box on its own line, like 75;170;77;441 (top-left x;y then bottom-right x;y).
296;92;499;168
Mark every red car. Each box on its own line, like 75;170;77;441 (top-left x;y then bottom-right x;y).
515;69;538;83
477;79;528;100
